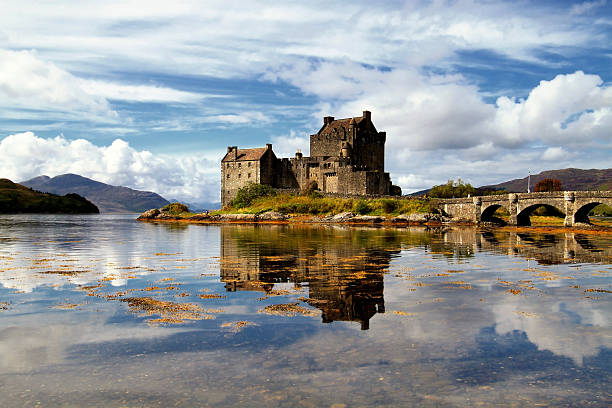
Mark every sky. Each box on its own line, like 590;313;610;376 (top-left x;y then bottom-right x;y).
0;0;611;204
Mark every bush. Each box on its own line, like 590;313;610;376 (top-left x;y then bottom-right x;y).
231;183;277;208
353;199;371;215
380;199;398;213
162;202;190;214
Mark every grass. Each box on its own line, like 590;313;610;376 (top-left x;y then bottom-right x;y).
215;193;436;217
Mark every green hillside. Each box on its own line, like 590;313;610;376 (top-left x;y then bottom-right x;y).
0;179;99;214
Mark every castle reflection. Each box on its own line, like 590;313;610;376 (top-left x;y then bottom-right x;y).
219;225;612;329
220;225;395;330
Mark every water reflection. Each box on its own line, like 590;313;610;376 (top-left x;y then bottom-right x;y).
0;216;610;407
220;226;391;329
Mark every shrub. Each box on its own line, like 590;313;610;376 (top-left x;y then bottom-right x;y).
353;199;371;215
162;202;190;214
231;183;277;208
380;199;398;213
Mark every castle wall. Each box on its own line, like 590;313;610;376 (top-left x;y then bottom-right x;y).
221;159;260;206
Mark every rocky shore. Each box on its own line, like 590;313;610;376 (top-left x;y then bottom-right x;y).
137;208;451;225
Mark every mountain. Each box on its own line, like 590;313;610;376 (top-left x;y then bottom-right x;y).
21;174;170;213
481;168;612;192
0;178;99;214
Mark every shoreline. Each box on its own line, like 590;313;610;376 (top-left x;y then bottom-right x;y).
136;211;612;234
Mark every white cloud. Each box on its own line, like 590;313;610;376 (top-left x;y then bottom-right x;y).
0;49;116;120
204;111;272;125
541;147;570;161
0;132;221;203
271;130;309;157
78;80;207;103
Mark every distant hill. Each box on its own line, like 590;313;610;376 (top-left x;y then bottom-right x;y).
482;168;612;192
0;178;99;214
21;174;170;213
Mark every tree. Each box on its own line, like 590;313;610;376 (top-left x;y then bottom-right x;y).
428;179;476;198
534;178;563;192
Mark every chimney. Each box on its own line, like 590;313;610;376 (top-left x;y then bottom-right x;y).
324;116;335;125
227;146;238;160
362;110;371;121
266;143;272;151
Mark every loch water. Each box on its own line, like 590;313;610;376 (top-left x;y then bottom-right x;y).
0;214;610;407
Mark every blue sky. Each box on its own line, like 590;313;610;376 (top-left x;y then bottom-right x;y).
0;0;611;204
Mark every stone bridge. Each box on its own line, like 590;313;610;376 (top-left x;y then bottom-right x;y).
438;191;612;226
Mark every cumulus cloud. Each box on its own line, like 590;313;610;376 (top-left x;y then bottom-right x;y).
270;63;611;191
271;130;309;157
0;132;221;203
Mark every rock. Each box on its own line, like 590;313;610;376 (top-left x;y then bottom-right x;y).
156;212;178;220
188;213;211;221
258;211;288;221
218;213;257;222
390;214;410;223
331;212;354;222
352;215;383;223
407;213;429;223
137;208;160;220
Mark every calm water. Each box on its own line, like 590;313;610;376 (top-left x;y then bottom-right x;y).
0;215;610;407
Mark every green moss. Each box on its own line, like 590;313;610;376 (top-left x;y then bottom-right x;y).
162;202;190;215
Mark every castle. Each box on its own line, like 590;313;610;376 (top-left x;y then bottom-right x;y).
221;110;395;206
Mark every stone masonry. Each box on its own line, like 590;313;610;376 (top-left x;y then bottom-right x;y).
439;191;612;226
221;110;394;206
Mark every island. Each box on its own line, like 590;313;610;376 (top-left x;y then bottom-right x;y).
0;178;99;214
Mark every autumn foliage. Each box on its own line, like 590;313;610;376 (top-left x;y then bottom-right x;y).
534;178;563;192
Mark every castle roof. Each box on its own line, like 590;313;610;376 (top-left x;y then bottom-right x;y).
221;147;268;162
320;116;365;134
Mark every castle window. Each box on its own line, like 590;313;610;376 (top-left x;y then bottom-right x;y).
248;162;251;167
226;174;230;179
248;173;251;178
238;163;241;168
238;173;241;178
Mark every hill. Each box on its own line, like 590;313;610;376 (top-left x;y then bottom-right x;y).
21;174;170;213
0;179;99;214
481;168;612;192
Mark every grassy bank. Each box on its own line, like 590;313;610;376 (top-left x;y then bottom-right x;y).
217;193;437;216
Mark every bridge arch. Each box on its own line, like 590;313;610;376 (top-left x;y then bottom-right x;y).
516;203;565;226
480;204;508;224
573;200;612;224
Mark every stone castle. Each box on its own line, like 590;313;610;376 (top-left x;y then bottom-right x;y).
221;110;395;206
